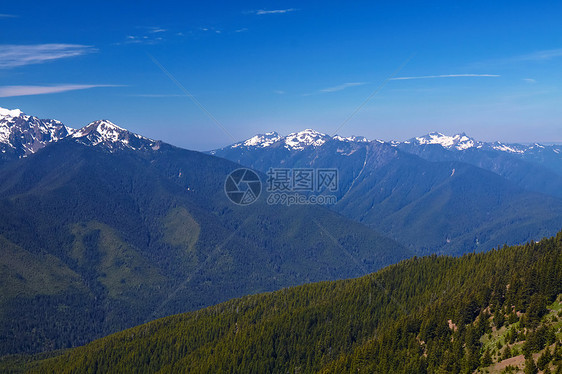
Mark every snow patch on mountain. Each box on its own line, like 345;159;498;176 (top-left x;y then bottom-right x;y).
228;129;377;152
284;129;330;150
0;108;23;118
0;125;10;144
414;132;479;150
73;120;127;144
333;135;370;143
234;131;281;148
490;142;525;154
403;132;561;156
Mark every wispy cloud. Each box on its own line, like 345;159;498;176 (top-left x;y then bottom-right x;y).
302;82;366;96
123;35;164;45
319;82;366;93
508;48;562;62
148;27;167;33
118;26;170;45
0;13;17;18
0;44;96;68
0;84;121;97
523;78;537;84
471;48;562;68
390;74;500;80
254;8;296;15
273;90;286;95
122;25;242;44
199;26;222;34
131;93;185;98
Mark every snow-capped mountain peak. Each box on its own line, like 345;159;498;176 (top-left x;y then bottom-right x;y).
0;107;23;118
489;141;526;154
228;129;332;151
284;129;330;150
239;131;282;148
414;132;480;150
72;119;158;151
333;134;370;143
72;120;127;143
0;107;162;159
0;107;74;158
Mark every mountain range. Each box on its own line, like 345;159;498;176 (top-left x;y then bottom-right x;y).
0;108;159;159
0;108;73;161
0;108;409;355
3;106;562;255
2;108;561;256
395;132;562;199
1;106;562;356
211;129;562;255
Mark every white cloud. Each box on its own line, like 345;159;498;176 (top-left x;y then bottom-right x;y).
390;74;500;80
510;48;562;62
235;28;248;33
119;26;171;45
273;90;286;95
319;82;366;93
122;34;164;45
0;84;121;97
0;13;17;18
255;8;296;15
148;27;167;33
523;78;537;83
0;44;96;68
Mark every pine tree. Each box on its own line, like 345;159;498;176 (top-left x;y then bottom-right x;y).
481;348;493;366
538;348;553;371
501;345;511;361
525;356;538;374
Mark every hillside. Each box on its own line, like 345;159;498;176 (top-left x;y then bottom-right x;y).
212;132;562;255
0;138;409;355
396;139;562;199
22;230;562;373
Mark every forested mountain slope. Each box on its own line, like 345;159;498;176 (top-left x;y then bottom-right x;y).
26;230;562;373
0;139;408;355
212;133;562;255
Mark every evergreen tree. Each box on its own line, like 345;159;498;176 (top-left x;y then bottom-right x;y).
481;348;493;366
525;357;538;374
538;348;553;371
501;345;512;361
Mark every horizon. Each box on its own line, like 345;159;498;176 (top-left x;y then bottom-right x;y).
3;105;562;150
1;1;562;150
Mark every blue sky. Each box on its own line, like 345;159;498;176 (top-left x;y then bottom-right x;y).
1;0;561;150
